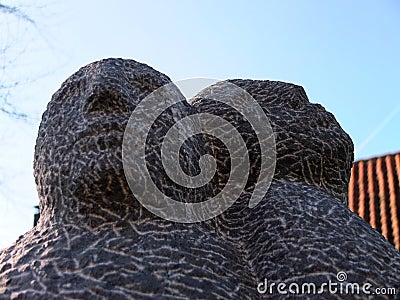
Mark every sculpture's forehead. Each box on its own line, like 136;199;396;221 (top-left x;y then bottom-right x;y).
56;66;142;99
48;60;171;116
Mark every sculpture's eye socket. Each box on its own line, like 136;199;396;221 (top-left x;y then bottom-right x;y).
83;90;131;115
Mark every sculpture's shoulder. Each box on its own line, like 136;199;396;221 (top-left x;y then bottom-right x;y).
0;221;259;299
249;180;400;290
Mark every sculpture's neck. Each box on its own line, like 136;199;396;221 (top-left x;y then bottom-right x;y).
274;174;349;204
37;193;144;229
35;173;347;229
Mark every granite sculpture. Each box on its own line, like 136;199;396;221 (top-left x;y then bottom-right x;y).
0;58;399;299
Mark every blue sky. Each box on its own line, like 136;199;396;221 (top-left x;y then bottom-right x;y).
0;0;399;247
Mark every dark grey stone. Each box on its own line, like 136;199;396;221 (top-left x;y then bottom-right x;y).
0;58;398;299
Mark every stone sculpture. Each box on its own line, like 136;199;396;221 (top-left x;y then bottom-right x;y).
0;58;399;299
193;80;400;299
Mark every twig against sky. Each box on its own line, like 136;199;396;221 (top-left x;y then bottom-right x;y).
0;3;35;24
356;103;400;156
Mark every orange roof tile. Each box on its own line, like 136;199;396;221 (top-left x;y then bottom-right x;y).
348;152;400;249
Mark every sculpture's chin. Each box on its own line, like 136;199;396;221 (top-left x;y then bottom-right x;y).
70;130;124;154
66;149;130;199
275;126;351;160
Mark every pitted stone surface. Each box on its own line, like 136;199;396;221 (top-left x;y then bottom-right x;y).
0;58;399;299
192;80;400;299
32;58;212;227
191;79;353;203
0;59;256;299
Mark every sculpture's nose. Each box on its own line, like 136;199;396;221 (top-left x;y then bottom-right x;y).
286;86;308;110
312;103;337;128
83;84;131;116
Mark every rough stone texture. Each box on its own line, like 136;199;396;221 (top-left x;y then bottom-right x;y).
0;58;399;299
193;81;400;299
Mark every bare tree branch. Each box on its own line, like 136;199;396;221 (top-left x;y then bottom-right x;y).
0;3;35;24
0;2;37;120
